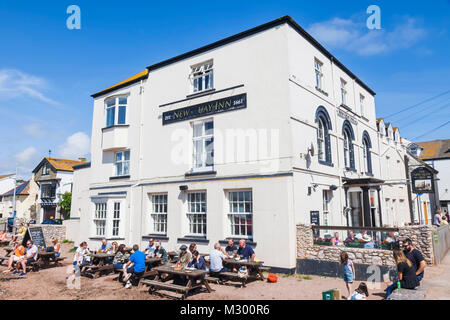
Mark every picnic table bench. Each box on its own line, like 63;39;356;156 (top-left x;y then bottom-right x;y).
205;271;247;287
223;258;266;281
82;252;115;278
141;265;213;300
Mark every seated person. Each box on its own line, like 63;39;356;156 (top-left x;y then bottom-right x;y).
51;238;61;258
209;243;230;280
11;223;26;243
331;232;341;246
0;231;7;242
385;232;396;243
16;240;38;277
362;234;374;249
225;238;238;257
188;250;206;270
144;238;156;256
122;244;146;288
345;231;355;242
3;241;25;273
99;238;113;253
153;241;168;263
113;244;130;270
178;245;191;268
237;239;255;260
111;241;119;254
189;243;197;256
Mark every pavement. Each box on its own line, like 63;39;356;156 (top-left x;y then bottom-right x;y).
420;251;450;300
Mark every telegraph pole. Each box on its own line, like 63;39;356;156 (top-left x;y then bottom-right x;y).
12;167;17;232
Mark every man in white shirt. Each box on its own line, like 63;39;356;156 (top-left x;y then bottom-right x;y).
16;240;38;277
144;238;156;257
209;243;230;275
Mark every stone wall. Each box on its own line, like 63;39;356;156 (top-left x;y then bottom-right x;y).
33;224;67;246
296;224;436;267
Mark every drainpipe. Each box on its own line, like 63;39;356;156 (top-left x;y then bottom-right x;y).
404;155;414;223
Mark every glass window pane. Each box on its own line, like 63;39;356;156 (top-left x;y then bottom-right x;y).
107;107;115;127
106;98;115;107
116;152;122;162
193;123;203;137
118;97;127;105
124;150;130;161
118;106;126;124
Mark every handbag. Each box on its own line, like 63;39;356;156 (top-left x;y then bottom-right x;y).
238;266;248;279
267;273;278;283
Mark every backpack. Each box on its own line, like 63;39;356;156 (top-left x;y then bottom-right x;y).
267;273;278;283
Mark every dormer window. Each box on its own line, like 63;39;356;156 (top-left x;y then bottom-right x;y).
105;96;127;127
191;61;213;93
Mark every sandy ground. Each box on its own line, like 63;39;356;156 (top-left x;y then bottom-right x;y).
0;244;447;300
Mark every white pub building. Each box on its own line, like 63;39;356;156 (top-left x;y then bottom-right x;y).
70;16;408;272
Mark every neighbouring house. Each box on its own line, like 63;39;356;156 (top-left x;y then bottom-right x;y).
0;174;16;218
69;16;421;272
32;157;87;222
0;179;39;220
416;139;450;215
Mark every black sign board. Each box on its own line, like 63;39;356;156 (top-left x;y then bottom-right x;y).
310;211;320;238
411;167;434;194
162;93;247;125
22;227;47;249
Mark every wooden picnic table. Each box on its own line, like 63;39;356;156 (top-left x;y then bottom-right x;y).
223;258;266;280
4;247;13;257
82;252;115;278
141;265;212;300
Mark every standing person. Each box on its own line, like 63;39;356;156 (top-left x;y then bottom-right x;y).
402;238;426;282
73;241;90;273
188;250;207;270
144;238;156;256
225;238;238;257
178;245;191;268
153;241;168;263
340;251;355;299
16;240;38;277
122;244;146;288
237;239;255;261
385;249;419;298
433;209;442;226
2;241;25;273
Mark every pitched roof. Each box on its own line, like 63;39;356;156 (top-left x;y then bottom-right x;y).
416;139;450;160
91;69;149;98
32;157;87;174
0;174;14;180
2;180;30;197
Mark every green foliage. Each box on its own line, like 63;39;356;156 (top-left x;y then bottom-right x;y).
59;192;72;218
62;239;74;244
69;247;76;253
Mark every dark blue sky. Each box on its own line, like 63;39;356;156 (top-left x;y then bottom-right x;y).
0;0;449;177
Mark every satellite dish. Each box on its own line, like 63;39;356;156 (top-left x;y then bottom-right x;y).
308;143;315;157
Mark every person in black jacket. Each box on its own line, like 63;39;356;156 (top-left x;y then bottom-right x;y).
385;249;419;298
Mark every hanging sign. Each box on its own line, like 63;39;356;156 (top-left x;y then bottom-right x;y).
411;167;434;193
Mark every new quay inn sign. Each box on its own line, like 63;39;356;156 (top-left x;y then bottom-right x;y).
162;93;247;125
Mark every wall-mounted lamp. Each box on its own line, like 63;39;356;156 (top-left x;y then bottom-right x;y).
330;185;338;191
179;185;188;191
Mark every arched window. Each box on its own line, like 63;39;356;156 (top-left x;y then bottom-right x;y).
362;131;372;174
315;106;332;165
342;120;355;170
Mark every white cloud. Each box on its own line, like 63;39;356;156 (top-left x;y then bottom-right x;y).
0;69;59;105
308;16;426;56
14;147;37;165
23;123;46;138
57;132;90;159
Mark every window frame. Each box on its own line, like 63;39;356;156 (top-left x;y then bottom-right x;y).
227;190;253;239
191;119;214;173
105;95;128;128
340;79;347;106
114;150;130;177
314;58;323;90
191;61;214;93
150;193;168;235
94;202;107;237
186;191;207;237
42;163;50;176
342;120;355;170
315;106;333;166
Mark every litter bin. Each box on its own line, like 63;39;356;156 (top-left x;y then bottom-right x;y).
7;218;14;233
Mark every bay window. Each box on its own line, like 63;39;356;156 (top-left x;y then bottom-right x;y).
105;96;127;127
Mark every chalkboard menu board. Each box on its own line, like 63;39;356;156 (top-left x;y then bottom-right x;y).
310;211;320;238
24;227;47;249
